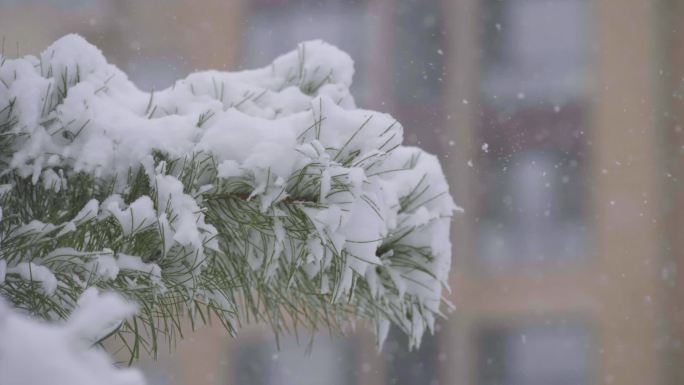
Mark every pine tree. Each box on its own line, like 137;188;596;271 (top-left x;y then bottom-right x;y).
0;35;458;365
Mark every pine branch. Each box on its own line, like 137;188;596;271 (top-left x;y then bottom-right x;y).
0;34;458;361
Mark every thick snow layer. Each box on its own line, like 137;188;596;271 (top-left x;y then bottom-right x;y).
0;289;146;385
6;262;58;295
0;34;458;349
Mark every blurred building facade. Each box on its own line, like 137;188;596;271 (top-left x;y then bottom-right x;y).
2;0;684;384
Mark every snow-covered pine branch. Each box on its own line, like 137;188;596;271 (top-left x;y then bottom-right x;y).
0;35;458;361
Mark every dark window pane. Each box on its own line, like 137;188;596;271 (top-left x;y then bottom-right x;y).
393;0;445;103
478;321;592;385
234;337;358;385
384;328;439;385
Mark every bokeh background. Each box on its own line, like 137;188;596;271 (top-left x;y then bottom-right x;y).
3;0;684;384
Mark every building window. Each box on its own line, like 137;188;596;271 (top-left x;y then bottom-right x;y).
477;0;591;268
242;0;371;104
391;0;446;155
126;57;185;92
477;321;592;385
384;328;440;385
393;0;445;104
481;0;590;103
233;336;358;385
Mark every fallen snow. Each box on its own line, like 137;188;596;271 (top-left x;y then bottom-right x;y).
0;288;146;385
